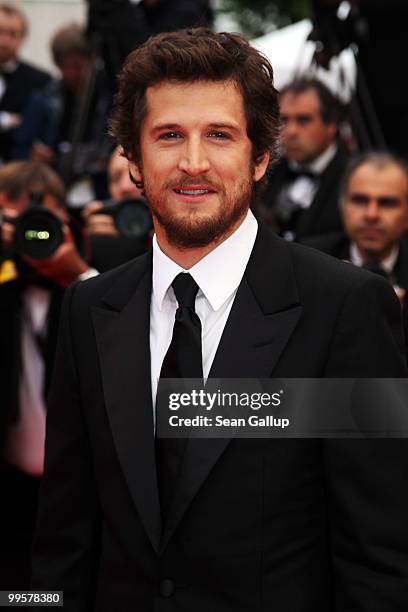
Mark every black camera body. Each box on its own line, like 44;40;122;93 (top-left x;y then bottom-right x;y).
11;192;64;260
98;197;153;239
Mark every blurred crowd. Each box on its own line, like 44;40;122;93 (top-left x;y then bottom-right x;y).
1;0;408;591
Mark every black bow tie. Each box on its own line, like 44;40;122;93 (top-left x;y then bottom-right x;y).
286;166;318;181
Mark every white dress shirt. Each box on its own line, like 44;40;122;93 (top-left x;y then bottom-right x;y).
0;59;18;130
349;242;399;275
150;210;258;411
287;143;338;211
3;287;49;476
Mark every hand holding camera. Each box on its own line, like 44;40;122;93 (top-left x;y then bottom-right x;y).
23;224;89;288
81;200;120;237
1;192;90;287
82;197;152;239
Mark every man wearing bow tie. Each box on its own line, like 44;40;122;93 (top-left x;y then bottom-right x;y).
259;77;349;242
32;29;408;611
0;4;49;161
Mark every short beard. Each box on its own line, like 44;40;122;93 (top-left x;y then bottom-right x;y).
144;176;255;249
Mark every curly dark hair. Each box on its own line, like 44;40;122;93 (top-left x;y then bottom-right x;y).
109;28;280;175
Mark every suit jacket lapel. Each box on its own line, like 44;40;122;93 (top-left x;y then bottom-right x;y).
394;239;408;295
92;253;162;554
160;223;302;551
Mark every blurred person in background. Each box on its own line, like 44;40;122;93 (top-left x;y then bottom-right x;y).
0;3;50;162
304;152;408;305
0;161;96;590
13;23;111;205
312;0;408;157
86;0;213;92
258;77;349;243
81;145;151;271
143;0;213;33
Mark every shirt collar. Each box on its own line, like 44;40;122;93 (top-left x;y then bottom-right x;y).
152;210;258;311
350;242;399;274
290;143;337;176
0;59;18;74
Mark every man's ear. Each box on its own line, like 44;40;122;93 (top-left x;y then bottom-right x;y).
129;162;143;190
327;121;337;142
253;151;270;183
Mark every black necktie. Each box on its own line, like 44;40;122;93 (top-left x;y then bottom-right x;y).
160;273;203;379
156;273;203;519
362;262;390;281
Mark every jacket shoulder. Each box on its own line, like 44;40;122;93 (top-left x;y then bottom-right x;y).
17;61;50;86
70;251;151;307
287;238;390;296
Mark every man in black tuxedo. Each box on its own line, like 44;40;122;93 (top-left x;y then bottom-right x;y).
258;77;348;242
32;29;408;611
0;4;50;161
304;152;408;303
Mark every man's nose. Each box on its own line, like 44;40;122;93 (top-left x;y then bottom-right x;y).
282;120;298;139
364;200;380;221
177;136;210;175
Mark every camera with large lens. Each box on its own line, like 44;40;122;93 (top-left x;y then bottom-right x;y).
98;197;152;238
13;192;64;260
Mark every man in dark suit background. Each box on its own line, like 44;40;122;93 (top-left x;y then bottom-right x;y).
304;152;408;303
0;3;50;161
32;29;408;610
258;77;349;242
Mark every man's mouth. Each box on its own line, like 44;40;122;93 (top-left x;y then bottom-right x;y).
359;227;383;234
173;187;215;196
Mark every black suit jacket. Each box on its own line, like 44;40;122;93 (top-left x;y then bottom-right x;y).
0;60;50;161
302;232;408;299
259;146;349;241
32;222;408;611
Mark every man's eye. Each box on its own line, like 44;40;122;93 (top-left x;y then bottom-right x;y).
159;132;182;140
208;131;229;139
297;116;312;125
349;195;369;206
378;198;400;208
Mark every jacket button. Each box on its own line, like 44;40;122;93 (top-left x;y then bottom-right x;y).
159;578;175;598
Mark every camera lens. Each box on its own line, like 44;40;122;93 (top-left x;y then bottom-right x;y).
14;209;63;259
114;199;152;238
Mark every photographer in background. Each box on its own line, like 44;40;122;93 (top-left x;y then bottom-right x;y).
0;161;96;590
81;146;151;271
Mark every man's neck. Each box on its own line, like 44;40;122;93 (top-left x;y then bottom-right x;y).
291;142;337;174
154;213;248;269
351;242;399;272
0;57;18;72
